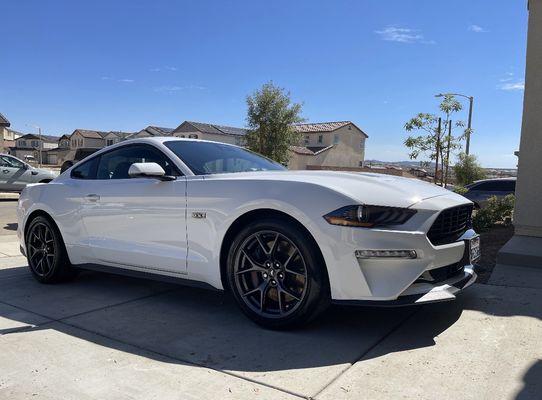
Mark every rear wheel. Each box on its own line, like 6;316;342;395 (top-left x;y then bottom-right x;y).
26;216;76;283
227;218;330;329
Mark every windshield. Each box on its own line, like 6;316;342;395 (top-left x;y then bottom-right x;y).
164;140;286;175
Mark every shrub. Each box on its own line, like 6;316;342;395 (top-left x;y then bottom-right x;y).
454;186;468;195
472;194;515;232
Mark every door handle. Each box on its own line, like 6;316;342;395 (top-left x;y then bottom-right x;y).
2;169;9;174
85;194;100;202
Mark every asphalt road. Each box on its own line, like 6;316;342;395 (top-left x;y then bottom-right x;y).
0;199;18;236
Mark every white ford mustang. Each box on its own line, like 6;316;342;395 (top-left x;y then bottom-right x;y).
17;137;479;328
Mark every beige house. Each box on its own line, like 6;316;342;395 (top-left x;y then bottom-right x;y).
11;133;59;164
68;129;133;149
497;0;542;271
288;121;368;170
70;129;107;149
133;125;175;139
172;121;247;145
0;113;21;153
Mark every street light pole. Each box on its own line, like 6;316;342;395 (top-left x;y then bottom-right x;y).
37;126;42;167
465;96;473;155
435;92;474;155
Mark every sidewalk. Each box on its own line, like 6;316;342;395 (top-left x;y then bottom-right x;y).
0;237;540;399
0;234;20;258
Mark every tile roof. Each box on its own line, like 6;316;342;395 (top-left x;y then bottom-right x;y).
17;133;59;142
293;121;352;133
0;113;10;127
72;129;108;139
142;126;175;136
293;121;369;137
290;145;334;155
182;121;248;136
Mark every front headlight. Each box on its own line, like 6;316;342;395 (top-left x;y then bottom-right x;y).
323;205;416;228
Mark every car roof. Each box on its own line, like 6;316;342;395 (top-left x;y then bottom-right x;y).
472;177;517;183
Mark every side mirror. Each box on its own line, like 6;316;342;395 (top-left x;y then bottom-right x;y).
128;162;175;181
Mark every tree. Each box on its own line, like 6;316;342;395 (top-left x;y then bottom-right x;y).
404;95;465;185
245;82;304;164
453;153;486;186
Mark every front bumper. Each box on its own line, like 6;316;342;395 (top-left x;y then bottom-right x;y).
333;265;477;306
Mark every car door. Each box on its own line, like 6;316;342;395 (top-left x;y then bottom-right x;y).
0;155;34;191
76;144;188;274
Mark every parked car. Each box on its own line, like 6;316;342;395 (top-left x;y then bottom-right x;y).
17;138;479;328
463;178;516;208
0;154;57;192
60;148;99;174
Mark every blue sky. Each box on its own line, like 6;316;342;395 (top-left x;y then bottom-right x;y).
1;0;528;167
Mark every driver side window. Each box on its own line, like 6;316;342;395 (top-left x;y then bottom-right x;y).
96;145;180;180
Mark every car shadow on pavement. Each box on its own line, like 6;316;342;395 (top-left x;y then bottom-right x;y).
0;266;465;377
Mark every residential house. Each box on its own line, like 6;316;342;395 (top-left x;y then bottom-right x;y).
44;134;72;166
11;133;59;164
103;131;134;146
69;129;108;149
68;129;134;149
172;121;247;146
0;113;22;152
133;125;175;139
288;121;368;170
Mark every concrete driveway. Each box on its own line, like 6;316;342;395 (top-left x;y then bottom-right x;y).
0;198;541;399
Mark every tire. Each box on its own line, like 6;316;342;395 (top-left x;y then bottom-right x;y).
25;216;77;283
227;217;330;329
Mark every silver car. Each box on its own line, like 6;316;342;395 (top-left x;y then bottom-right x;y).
0;154;57;192
463;177;516;208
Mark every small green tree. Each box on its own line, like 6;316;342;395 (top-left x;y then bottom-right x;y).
453;153;486;186
245;82;304;164
404;95;465;185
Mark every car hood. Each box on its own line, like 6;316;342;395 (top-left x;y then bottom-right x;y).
206;170;464;208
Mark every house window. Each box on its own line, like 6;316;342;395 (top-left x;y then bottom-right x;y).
20;140;27;147
333;134;339;144
318;135;323;144
304;135;309;145
106;139;114;146
79;139;83;147
360;140;364;149
188;134;198;139
31;140;39;147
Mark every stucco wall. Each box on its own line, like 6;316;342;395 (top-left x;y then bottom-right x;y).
513;0;542;238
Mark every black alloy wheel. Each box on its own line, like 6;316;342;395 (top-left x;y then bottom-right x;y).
26;216;75;283
227;218;330;329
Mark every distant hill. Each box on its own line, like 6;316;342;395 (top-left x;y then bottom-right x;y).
364;160;436;170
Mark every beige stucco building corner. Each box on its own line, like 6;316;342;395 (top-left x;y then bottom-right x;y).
496;0;542;270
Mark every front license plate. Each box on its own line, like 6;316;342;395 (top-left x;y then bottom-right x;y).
467;235;481;263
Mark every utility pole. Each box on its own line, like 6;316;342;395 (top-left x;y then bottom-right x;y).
465;96;473;155
435;117;441;185
444;119;452;187
38;126;42;168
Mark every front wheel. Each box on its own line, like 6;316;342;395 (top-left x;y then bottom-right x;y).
227;218;330;329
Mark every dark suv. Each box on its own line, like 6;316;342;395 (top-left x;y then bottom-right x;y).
60;148;99;174
463;178;516;208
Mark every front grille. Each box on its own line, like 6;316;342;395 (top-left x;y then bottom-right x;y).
427;204;473;246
